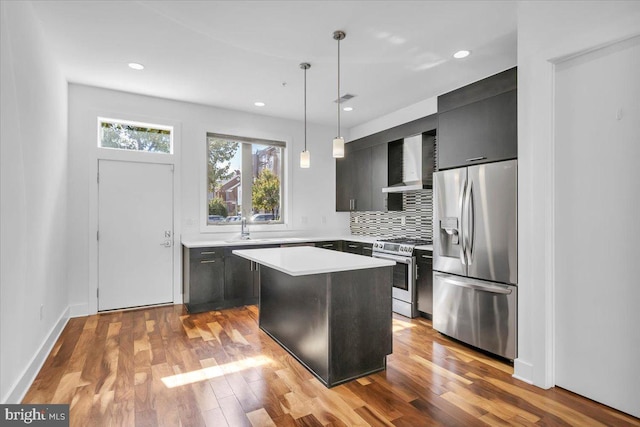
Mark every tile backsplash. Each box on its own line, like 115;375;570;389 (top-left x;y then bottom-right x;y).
349;190;433;240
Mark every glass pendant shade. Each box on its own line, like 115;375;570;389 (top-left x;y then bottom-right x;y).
300;150;310;168
332;136;345;158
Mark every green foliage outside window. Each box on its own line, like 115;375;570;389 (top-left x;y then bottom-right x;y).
252;169;280;216
207;138;239;193
100;122;171;153
208;198;228;217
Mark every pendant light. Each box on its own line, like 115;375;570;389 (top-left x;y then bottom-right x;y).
300;62;311;168
332;30;346;158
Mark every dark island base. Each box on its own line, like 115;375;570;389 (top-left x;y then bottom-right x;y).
259;265;393;388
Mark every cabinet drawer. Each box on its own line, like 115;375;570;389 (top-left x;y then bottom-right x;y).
190;247;224;260
315;241;343;251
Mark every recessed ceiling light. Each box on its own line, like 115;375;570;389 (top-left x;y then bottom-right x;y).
453;50;471;59
343;107;353;112
254;101;265;107
128;62;145;70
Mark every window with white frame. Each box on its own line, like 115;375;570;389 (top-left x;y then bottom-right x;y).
99;118;173;154
206;133;285;226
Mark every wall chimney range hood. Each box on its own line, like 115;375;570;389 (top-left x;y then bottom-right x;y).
382;133;434;193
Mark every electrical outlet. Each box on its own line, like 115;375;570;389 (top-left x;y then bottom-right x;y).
401;216;406;226
40;304;44;320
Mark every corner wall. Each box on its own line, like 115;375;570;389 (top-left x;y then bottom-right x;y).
0;1;69;403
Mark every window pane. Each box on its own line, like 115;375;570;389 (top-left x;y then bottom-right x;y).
207;136;241;225
99;120;172;154
206;133;285;226
251;144;282;223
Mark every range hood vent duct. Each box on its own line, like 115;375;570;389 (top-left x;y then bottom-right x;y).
382;134;430;193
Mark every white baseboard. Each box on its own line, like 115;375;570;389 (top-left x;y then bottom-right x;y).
513;358;534;384
2;306;70;404
69;303;89;318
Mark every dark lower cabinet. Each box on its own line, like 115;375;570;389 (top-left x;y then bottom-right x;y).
183;244;277;313
315;241;343;252
224;245;279;305
223;250;255;301
416;249;433;318
183;247;225;313
184;240;376;314
343;241;373;256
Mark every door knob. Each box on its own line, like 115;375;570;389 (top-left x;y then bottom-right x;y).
160;241;172;247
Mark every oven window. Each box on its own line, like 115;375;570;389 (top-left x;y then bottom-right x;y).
392;263;409;291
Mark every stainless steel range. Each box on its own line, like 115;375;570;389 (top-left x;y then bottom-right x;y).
372;238;432;318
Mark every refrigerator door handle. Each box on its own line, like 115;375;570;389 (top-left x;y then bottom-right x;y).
466;181;475;265
459;177;467;265
440;275;513;295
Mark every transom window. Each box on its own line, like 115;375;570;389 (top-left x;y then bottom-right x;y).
99;118;173;154
207;133;285;226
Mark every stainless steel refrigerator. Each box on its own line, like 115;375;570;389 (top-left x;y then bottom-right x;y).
433;159;517;359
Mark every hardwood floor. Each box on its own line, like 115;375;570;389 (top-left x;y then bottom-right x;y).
23;305;639;426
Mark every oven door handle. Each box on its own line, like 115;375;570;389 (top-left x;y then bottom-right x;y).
372;253;413;265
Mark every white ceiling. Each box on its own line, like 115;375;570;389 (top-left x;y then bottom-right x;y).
30;1;518;129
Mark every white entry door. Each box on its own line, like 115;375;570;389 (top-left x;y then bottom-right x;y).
98;160;174;311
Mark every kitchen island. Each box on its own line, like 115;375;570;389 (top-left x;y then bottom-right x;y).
233;246;395;387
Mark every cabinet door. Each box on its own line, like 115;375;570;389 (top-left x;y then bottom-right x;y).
370;144;388;211
438;90;517;170
416;251;433;316
352;148;372;211
335;156;353;211
224;253;254;300
189;257;225;306
336;148;373;212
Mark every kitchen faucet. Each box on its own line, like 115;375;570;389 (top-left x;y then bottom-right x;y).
241;216;250;240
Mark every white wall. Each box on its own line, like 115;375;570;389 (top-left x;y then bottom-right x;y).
349;97;437;141
67;85;348;315
516;0;640;399
0;1;69;403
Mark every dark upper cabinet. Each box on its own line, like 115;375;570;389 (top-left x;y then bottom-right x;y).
336;147;372;212
370;143;388;212
336;143;401;212
437;67;517;170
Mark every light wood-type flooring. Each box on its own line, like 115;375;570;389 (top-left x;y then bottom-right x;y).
23;305;639;426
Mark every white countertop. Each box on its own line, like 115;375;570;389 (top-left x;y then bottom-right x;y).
182;235;379;248
232;246;395;276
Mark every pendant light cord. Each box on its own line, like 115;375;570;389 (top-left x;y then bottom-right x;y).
337;36;341;137
304;65;307;152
